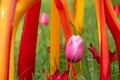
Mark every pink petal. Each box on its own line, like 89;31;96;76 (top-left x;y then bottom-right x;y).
113;5;120;15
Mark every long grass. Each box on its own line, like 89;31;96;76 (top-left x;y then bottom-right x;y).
14;0;120;80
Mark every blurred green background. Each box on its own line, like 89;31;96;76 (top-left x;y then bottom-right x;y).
14;0;120;80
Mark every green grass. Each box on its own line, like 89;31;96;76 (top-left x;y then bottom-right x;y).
14;0;120;80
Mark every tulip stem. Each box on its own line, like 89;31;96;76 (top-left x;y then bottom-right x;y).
68;63;73;80
69;20;77;35
74;63;82;79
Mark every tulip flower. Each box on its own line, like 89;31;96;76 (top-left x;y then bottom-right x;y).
48;70;69;80
42;68;69;80
54;1;74;74
113;5;120;15
52;70;61;80
40;13;49;26
54;0;75;78
54;0;85;79
73;0;85;76
65;35;84;63
52;70;69;80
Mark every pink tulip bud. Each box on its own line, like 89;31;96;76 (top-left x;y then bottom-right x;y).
40;13;49;26
65;35;84;63
113;5;120;15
